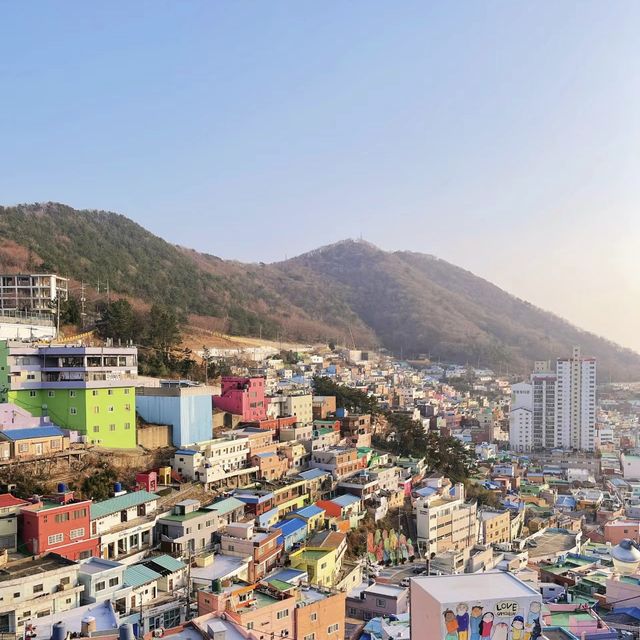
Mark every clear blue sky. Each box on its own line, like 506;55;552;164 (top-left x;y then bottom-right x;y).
2;2;639;350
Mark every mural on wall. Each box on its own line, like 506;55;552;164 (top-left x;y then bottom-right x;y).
442;600;542;640
366;528;416;565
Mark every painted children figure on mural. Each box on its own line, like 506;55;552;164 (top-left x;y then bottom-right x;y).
444;609;459;640
470;605;483;640
510;616;525;640
479;612;494;639
525;602;542;640
490;622;509;640
456;603;470;640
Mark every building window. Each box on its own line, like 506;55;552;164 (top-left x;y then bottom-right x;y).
92;390;99;396
246;623;254;631
304;635;315;640
109;577;119;587
51;439;61;449
108;406;114;412
327;624;339;634
276;609;289;620
311;613;317;622
48;533;64;545
78;550;91;560
69;390;77;398
110;424;116;431
33;584;43;593
108;389;114;396
95;581;106;592
55;512;70;523
70;407;77;415
93;426;100;433
93;406;100;414
124;388;130;395
124;422;131;430
125;404;131;411
48;391;55;397
29;390;37;397
18;443;29;453
70;528;84;539
375;599;386;608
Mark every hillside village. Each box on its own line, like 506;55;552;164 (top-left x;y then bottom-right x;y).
2;277;640;640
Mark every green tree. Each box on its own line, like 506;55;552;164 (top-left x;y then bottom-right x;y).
147;304;181;361
98;299;141;342
80;463;118;501
312;376;379;414
59;296;82;326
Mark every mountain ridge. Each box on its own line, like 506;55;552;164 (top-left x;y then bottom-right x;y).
1;202;638;381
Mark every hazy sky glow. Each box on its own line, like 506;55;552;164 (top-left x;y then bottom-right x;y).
1;2;639;351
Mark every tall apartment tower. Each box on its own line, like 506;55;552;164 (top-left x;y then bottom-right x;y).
556;346;596;451
531;361;557;449
509;381;533;452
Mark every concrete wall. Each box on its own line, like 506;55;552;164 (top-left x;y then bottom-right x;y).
137;424;172;449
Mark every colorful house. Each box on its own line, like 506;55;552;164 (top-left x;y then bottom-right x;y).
214;376;267;422
317;493;363;528
0;341;138;448
0;426;69;460
284;504;326;534
271;518;307;551
19;489;99;560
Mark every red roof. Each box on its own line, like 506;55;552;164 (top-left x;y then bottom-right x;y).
0;493;28;508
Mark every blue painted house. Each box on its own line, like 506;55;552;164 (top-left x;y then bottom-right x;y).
271;518;307;551
136;382;214;447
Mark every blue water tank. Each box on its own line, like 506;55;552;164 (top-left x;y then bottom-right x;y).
52;622;66;640
57;483;67;493
114;482;122;493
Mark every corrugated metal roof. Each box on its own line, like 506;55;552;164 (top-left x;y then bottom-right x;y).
331;493;361;507
0;426;64;441
272;518;307;536
142;555;186;574
124;564;162;589
90;490;160;521
290;505;324;519
206;497;245;515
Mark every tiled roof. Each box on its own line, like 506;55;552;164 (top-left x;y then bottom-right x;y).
90;490;159;521
0;493;28;508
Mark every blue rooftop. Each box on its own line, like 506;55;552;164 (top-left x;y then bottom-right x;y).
269;568;307;584
330;493;361;508
414;486;437;498
0;426;65;441
298;469;329;481
272;518;307;536
290;505;324;519
174;449;197;456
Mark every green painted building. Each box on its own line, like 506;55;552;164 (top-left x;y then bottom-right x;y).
0;340;138;448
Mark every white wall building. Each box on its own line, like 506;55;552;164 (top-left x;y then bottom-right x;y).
509;382;533;452
556;346;596;451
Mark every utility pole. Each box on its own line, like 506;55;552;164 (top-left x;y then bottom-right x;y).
80;281;87;329
56;293;61;338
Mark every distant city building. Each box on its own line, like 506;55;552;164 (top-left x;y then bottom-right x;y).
509;348;594;452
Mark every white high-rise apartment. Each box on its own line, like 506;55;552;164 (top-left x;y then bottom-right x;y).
556;346;596;451
509;381;533;452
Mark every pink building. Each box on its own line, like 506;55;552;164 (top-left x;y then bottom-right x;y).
214;377;267;422
0;403;48;429
604;519;640;545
